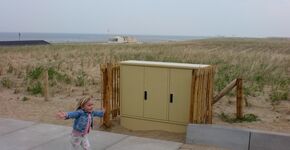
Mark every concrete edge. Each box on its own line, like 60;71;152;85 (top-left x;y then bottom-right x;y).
186;124;290;150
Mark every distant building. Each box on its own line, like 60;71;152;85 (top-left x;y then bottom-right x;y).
108;36;137;43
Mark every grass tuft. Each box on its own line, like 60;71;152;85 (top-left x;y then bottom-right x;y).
219;112;260;123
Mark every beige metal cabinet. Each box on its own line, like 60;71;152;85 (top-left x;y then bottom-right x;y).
169;69;192;123
120;65;144;117
144;67;169;120
120;60;209;132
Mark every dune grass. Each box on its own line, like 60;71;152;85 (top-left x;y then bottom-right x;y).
0;38;289;101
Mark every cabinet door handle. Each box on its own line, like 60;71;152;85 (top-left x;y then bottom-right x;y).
144;91;147;100
170;94;173;103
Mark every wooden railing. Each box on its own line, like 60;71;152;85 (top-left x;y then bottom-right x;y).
212;78;244;119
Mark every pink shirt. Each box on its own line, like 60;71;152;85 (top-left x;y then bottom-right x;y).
72;113;91;137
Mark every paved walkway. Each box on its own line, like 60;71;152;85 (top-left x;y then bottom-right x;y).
0;118;182;150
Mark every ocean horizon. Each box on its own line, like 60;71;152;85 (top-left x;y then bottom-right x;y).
0;32;206;43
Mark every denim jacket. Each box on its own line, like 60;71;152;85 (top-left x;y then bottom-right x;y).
65;109;104;133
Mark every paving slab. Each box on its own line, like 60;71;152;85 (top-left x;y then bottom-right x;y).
0;118;35;136
30;133;72;150
0;123;71;150
87;131;129;150
186;124;250;150
250;130;290;150
179;144;229;150
0;118;182;150
106;136;182;150
31;130;128;150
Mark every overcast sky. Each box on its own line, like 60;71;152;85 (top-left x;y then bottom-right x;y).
0;0;290;37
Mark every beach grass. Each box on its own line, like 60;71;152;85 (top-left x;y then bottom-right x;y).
0;38;289;101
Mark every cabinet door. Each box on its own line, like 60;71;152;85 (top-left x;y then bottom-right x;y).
144;67;168;120
169;69;192;123
120;65;144;117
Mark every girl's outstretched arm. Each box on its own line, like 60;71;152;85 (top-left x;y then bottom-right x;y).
56;110;82;119
56;111;67;120
92;109;105;117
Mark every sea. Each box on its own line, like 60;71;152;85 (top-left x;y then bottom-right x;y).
0;32;206;43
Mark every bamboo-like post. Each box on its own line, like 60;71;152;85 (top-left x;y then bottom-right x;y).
111;65;114;118
43;69;49;101
236;78;243;119
189;70;196;123
198;70;204;123
112;64;117;118
201;69;207;123
189;66;214;124
99;64;104;126
100;64;106;114
207;67;214;123
107;63;112;126
115;65;117;118
102;64;112;127
193;69;200;123
117;66;120;115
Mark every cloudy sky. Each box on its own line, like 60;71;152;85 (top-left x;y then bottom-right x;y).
0;0;289;37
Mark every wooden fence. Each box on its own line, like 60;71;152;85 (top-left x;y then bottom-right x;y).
100;63;120;127
189;66;215;124
212;78;244;119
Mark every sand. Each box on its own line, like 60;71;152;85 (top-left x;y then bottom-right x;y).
1;86;290;143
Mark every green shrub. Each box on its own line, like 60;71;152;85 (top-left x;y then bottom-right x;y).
270;77;289;102
27;67;44;80
270;90;288;102
219;112;260;123
27;66;71;85
48;67;57;80
27;81;43;95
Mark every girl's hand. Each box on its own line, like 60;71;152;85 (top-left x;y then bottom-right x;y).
56;111;67;120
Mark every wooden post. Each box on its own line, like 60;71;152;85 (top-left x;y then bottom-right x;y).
193;69;200;123
207;67;214;123
189;70;196;123
114;65;118;117
117;66;120;115
236;78;243;119
101;64;108;126
112;64;116;118
43;69;49;101
103;63;112;127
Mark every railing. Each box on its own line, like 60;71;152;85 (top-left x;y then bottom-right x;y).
212;78;244;119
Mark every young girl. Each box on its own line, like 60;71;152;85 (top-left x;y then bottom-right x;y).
56;97;105;150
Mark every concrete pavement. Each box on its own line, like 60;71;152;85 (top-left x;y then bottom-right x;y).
0;118;182;150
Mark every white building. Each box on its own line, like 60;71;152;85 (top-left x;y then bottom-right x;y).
108;36;137;43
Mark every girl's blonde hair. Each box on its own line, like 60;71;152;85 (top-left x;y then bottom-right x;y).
75;96;92;110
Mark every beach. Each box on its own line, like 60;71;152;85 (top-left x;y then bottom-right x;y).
0;38;289;143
